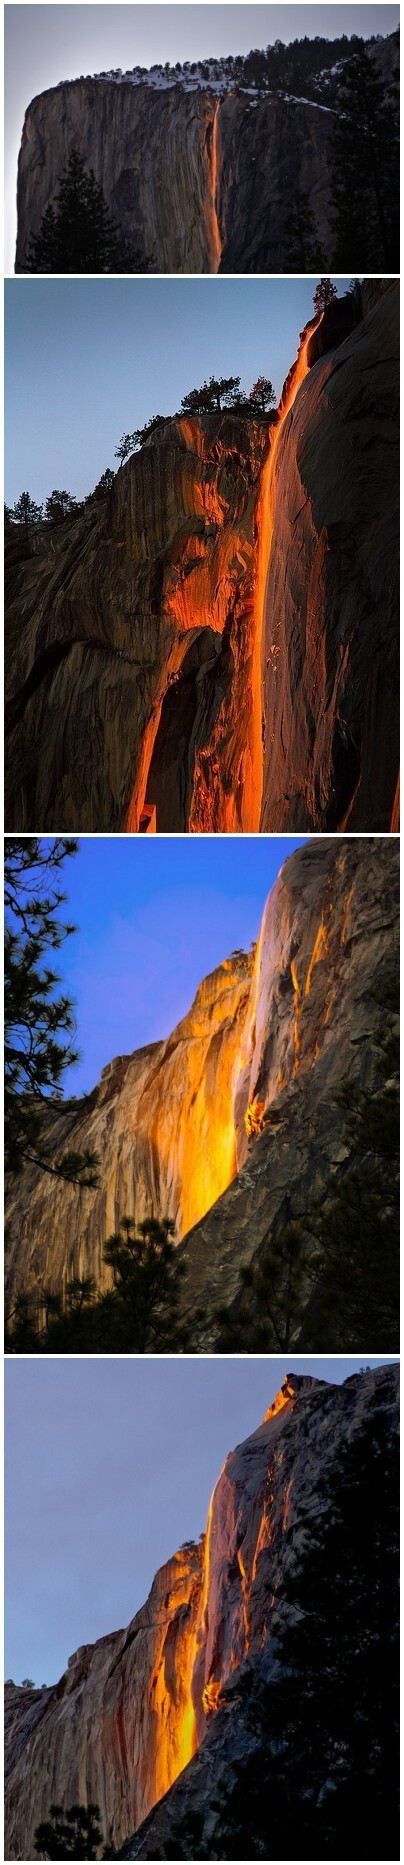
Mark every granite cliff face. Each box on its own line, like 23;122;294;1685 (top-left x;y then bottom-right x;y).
15;79;335;275
5;1364;399;1859
5;414;266;834
5;949;252;1312
5;281;399;834
260;280;399;832
14;31;399;276
5;836;399;1346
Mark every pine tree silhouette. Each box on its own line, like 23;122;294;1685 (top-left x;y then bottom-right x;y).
26;150;141;274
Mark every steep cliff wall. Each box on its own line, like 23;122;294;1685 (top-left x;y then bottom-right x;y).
5;1543;203;1858
260;281;399;832
5;414;265;833
14;30;399;276
15;79;335;274
181;834;399;1345
5;1364;399;1859
5;283;399;834
5;950;252;1312
5;836;399;1344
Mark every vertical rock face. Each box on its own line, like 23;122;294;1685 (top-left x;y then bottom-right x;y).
176;834;399;1340
15;80;335;275
5;414;265;833
259;281;399;832
5;285;399;834
5;1364;399;1860
5;951;252;1312
5;836;399;1345
5;1545;203;1859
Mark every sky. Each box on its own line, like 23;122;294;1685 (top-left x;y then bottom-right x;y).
5;275;350;507
16;834;306;1096
5;5;398;270
5;1355;395;1684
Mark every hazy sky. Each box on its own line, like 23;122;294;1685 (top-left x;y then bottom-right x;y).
9;834;305;1096
5;5;398;268
6;276;348;506
5;1356;394;1683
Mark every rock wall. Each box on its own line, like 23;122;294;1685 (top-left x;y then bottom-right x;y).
5;1543;203;1859
5;1364;399;1859
5;837;399;1346
5;414;265;833
178;834;399;1346
5;284;399;834
5;950;252;1313
260;281;399;832
15;79;336;275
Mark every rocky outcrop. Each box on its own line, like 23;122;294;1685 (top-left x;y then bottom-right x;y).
5;1364;399;1859
5;836;399;1348
5;282;399;834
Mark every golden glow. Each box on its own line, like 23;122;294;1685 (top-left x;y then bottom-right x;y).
245;1095;266;1138
341;885;354;945
252;316;323;828
202;1679;222;1717
291;879;333;1076
210;102;222;273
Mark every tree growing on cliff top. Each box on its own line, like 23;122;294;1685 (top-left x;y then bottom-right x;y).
4;838;98;1189
115;416;165;463
248;376;276;414
26;149;140;274
330;43;399;269
45;490;77;524
180;375;242;417
312;276;338;315
13;491;43;526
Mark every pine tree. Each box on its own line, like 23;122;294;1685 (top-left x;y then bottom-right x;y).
6;1217;190;1355
34;1802;104;1860
13;491;43;525
26;150;139;274
4;838;99;1188
248;376;276;414
313;276;338;315
90;467;115;498
330;44;399;268
45;490;77;523
180;376;242;417
282;190;325;271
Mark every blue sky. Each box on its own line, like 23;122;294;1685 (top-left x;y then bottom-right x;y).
5;1356;395;1683
5;276;349;506
29;835;306;1096
5;5;398;268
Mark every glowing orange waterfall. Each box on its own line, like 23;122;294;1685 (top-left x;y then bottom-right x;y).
210;101;222;273
252;315;323;829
